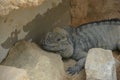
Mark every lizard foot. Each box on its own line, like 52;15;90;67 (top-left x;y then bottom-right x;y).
67;65;83;75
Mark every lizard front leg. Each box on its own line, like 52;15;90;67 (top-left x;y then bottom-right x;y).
67;50;87;75
67;57;86;75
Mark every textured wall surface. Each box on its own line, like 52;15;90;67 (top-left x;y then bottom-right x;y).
71;0;120;26
0;0;71;62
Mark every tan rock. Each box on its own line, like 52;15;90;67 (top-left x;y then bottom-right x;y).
0;65;29;80
85;48;117;80
2;40;65;80
0;0;62;16
71;0;120;26
0;0;43;16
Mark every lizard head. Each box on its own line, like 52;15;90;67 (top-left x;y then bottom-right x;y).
41;27;73;58
41;32;67;51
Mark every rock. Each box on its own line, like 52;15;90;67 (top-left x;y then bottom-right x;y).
2;40;65;80
0;0;62;16
0;0;44;16
71;0;120;26
0;65;29;80
85;48;117;80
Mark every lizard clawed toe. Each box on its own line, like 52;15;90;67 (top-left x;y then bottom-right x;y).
67;66;82;75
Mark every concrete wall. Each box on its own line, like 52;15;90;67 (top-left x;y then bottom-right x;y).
0;0;71;62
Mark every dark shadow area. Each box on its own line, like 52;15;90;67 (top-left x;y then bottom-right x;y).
23;0;70;44
1;29;20;49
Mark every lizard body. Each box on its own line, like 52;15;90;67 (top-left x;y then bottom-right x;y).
41;19;120;75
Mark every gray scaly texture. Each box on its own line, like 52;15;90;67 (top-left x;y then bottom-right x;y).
40;19;120;75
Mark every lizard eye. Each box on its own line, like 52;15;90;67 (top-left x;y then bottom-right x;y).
56;38;61;42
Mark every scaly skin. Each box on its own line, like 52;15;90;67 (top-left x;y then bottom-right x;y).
40;19;120;75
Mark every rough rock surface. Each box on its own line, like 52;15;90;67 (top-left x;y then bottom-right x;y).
0;0;62;16
0;65;29;80
71;0;120;26
0;0;44;16
2;40;65;80
85;48;117;80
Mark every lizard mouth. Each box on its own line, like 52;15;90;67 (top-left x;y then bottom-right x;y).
42;44;64;52
40;38;65;52
40;41;63;52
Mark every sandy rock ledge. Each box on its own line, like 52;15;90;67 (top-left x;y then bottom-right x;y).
0;0;62;16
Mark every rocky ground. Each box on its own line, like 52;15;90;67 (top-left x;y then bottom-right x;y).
0;40;120;80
